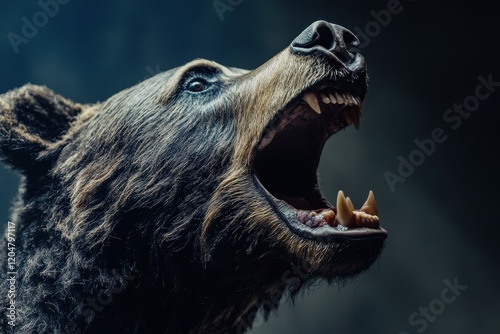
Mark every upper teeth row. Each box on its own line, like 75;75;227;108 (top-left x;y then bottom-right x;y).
302;91;361;115
322;92;361;106
302;91;362;130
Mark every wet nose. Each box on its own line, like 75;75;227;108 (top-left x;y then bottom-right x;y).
291;20;361;66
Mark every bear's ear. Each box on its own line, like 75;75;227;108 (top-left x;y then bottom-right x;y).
0;84;84;172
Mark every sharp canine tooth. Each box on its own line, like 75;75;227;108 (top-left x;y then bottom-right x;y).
343;109;352;125
346;197;355;211
321;94;331;104
351;109;360;130
336;190;355;227
328;93;337;104
360;190;378;215
303;92;321;114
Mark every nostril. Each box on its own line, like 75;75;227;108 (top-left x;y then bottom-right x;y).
334;28;361;61
342;29;360;50
293;24;335;50
291;21;360;65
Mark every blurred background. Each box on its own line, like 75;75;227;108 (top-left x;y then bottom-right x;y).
0;0;498;333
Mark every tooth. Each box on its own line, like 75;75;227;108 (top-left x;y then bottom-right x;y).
346;197;355;211
348;95;356;106
335;92;344;105
344;94;353;106
359;190;378;216
343;109;352;125
342;93;350;105
303;92;321;114
336;190;355;227
321;94;331;104
322;209;336;226
328;93;337;104
345;94;353;106
354;96;361;106
354;211;380;228
351;109;360;130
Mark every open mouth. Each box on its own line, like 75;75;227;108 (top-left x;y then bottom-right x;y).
253;84;387;241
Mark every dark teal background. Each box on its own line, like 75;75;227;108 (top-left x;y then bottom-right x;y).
1;1;498;333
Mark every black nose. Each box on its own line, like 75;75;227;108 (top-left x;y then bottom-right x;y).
291;21;361;66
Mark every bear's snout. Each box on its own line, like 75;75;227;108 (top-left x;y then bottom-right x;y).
291;20;364;71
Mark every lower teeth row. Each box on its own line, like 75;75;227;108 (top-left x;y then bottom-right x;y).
296;190;379;229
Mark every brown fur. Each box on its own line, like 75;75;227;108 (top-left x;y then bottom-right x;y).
0;22;383;334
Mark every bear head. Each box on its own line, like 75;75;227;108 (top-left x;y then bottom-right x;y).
0;21;386;334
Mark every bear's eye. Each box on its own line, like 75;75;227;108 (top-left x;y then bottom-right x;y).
187;79;208;92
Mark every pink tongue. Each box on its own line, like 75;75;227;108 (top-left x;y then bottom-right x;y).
278;195;312;210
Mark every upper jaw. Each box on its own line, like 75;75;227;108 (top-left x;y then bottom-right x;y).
257;85;363;151
252;81;387;241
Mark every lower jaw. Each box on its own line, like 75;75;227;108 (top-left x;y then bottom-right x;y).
253;175;387;242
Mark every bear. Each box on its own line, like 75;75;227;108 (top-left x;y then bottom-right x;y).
0;20;387;334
